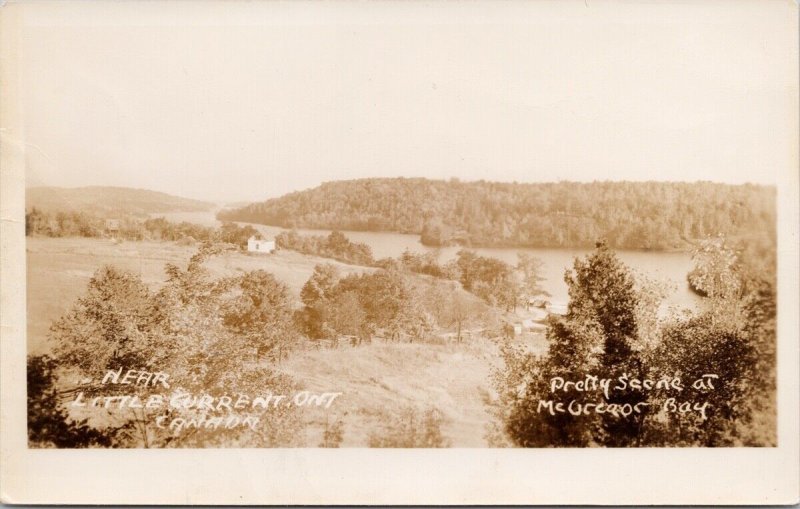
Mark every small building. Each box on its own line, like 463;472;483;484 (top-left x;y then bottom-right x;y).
105;219;120;238
530;298;550;309
247;235;275;254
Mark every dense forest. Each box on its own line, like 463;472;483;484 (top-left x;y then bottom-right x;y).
218;179;775;250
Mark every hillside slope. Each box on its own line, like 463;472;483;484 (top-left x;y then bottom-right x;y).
26;186;214;217
25;236;372;355
280;341;501;447
218;178;775;250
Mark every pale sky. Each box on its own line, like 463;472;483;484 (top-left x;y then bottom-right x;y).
13;0;798;203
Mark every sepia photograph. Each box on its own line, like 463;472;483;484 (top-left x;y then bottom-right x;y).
1;0;798;505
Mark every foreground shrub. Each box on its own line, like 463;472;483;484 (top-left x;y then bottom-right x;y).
368;407;450;448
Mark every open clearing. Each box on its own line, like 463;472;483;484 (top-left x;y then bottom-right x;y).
27;237;372;355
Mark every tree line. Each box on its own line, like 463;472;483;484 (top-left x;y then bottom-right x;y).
25;207;260;249
277;229;549;311
218;178;775;250
275;230;375;266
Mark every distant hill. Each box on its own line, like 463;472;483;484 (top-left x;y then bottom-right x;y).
26;186;214;217
218;178;776;250
223;201;253;209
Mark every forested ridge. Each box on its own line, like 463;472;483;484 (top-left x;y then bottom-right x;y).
218;179;775;250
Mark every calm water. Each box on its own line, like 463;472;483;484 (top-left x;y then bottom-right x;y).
158;210;701;311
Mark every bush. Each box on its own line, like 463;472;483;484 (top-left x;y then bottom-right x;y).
42;245;309;447
319;418;345;448
27;355;117;448
368;407;450;448
492;240;776;447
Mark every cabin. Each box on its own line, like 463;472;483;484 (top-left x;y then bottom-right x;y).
530;298;550;309
105;219;120;237
247;235;275;254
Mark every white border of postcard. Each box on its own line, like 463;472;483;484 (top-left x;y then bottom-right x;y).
1;1;798;505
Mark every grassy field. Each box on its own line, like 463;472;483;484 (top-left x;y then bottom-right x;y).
27;236;548;446
26;236;372;355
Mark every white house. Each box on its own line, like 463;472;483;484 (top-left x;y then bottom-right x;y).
247;235;275;254
105;219;120;234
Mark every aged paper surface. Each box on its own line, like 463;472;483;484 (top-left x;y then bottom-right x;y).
1;0;798;504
